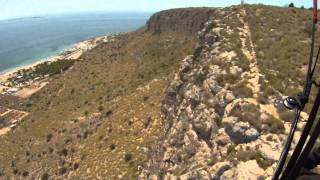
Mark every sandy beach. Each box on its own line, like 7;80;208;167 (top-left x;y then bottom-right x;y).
0;35;111;97
0;59;54;83
0;35;113;135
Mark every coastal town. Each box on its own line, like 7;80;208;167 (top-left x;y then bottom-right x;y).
0;35;112;98
0;35;114;136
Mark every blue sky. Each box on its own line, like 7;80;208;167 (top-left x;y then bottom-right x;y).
0;0;314;20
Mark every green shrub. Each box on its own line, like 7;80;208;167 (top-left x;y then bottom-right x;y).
237;148;256;161
41;173;49;180
231;81;254;98
278;109;294;122
257;94;269;104
34;59;75;77
215;115;223;127
230;103;262;131
124;153;133;162
110;144;116;150
216;73;240;86
194;66;209;86
263;115;285;134
255;151;273;170
288;3;295;8
98;106;104;112
227;144;237;155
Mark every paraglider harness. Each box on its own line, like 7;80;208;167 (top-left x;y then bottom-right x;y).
272;0;320;179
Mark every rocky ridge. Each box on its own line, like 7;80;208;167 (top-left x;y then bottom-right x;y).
140;6;300;179
0;5;312;180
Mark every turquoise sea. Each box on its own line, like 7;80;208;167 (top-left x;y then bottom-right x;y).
0;12;151;72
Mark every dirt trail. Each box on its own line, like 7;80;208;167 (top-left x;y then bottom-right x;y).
238;8;261;98
0;107;29;136
225;8;281;119
14;81;48;98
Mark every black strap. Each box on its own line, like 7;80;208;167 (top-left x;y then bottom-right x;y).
279;21;319;179
302;22;317;108
273;10;318;179
286;87;320;179
311;46;320;76
272;109;300;180
281;87;320;179
272;25;317;180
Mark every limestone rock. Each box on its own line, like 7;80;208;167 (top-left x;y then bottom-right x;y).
192;109;218;140
140;7;285;180
223;117;260;144
204;76;222;95
229;66;243;76
221;160;265;180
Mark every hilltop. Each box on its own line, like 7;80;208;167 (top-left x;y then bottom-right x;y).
0;4;318;180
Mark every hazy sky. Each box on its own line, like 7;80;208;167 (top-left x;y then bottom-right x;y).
0;0;314;20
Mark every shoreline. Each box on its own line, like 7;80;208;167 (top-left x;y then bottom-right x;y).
0;34;113;96
0;35;110;81
0;44;73;74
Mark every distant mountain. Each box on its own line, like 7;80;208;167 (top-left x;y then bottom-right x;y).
7;16;44;22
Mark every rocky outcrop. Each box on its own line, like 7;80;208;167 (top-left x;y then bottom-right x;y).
147;8;216;34
221;160;265;180
223;117;260;144
144;5;312;179
141;6;288;180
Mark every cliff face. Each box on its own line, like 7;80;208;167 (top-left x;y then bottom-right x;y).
147;8;216;34
141;5;314;179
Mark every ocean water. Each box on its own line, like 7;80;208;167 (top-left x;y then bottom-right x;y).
0;12;151;72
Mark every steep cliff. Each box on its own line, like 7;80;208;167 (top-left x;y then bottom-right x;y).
147;8;216;34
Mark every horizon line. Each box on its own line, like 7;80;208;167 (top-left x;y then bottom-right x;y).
0;3;313;21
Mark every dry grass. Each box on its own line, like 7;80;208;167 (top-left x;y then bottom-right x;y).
229;103;262;131
245;4;320;113
0;28;196;179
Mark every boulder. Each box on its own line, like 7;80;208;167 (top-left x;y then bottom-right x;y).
204;33;217;46
192;109;218;141
185;86;201;109
229;66;243;76
204;77;223;95
180;56;193;73
223;117;260;144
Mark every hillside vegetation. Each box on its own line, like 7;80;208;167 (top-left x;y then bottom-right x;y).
141;5;320;179
0;4;318;180
0;8;214;179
